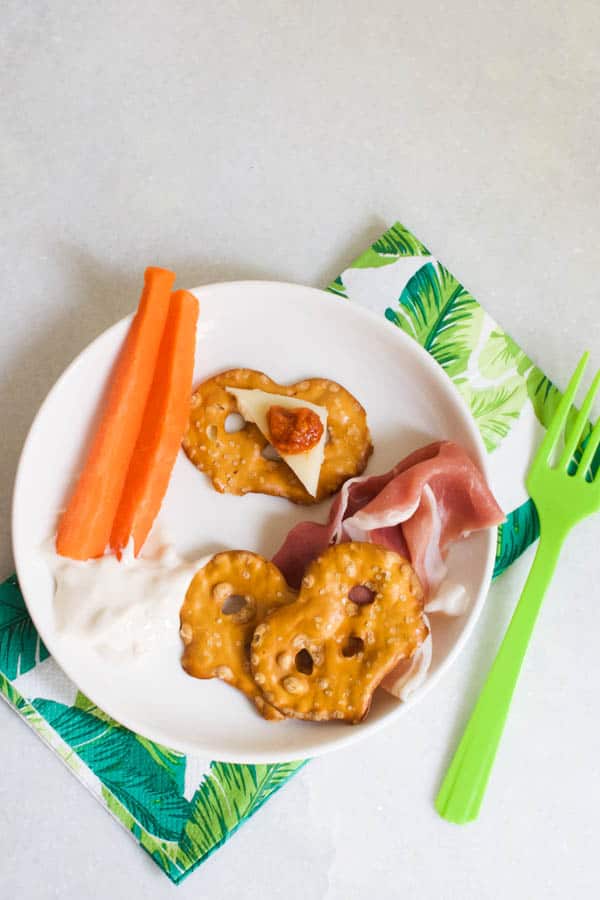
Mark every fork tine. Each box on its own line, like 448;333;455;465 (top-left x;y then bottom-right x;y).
577;414;600;481
558;368;600;470
531;352;589;471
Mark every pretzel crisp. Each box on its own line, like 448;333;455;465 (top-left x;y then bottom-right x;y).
180;551;297;720
250;542;428;723
182;368;372;504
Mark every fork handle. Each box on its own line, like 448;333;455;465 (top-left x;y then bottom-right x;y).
435;523;567;824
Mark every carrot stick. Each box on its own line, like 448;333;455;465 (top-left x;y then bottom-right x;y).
110;289;199;557
56;267;175;560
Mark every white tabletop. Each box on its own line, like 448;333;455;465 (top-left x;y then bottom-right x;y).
2;2;600;897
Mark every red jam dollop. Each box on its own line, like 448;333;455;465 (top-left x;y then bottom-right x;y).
266;405;324;455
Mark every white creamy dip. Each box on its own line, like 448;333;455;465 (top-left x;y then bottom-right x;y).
49;543;211;662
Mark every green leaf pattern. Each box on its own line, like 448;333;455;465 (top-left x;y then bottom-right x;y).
179;761;306;868
385;262;483;378
31;698;192;840
456;377;528;453
351;222;430;269
326;274;349;298
102;787;185;881
479;330;531;379
493;499;540;579
0;574;49;678
526;366;562;428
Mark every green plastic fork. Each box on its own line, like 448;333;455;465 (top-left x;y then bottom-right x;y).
436;352;600;824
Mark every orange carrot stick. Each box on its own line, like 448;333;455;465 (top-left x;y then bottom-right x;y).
56;267;175;560
110;289;199;557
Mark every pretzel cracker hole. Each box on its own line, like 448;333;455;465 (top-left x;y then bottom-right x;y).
342;635;365;657
224;413;245;434
295;648;314;675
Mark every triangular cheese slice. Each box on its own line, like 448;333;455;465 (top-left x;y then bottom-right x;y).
227;388;328;497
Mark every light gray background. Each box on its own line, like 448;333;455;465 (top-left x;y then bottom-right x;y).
2;2;599;898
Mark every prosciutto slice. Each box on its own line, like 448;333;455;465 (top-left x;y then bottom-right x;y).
273;441;504;598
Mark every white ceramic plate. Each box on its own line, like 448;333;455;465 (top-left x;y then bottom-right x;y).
12;281;496;763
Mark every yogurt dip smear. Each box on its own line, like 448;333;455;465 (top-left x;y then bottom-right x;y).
50;543;210;662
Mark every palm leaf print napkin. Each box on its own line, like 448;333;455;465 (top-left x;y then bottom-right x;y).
1;221;573;882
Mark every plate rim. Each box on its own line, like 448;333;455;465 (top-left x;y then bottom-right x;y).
11;279;497;762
